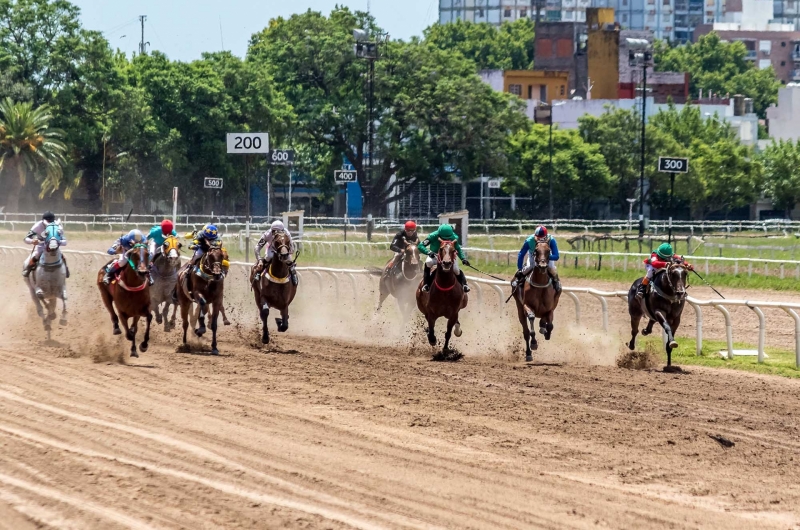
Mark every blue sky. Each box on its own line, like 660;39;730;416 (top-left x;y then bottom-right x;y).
72;0;438;62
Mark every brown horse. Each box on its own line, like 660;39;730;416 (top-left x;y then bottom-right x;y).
514;241;561;362
376;241;421;319
627;262;688;368
251;231;297;344
415;239;468;352
97;243;152;358
177;245;225;355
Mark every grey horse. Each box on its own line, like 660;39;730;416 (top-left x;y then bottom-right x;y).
26;230;67;340
149;236;182;331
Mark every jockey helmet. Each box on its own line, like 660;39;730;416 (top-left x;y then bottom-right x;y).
202;225;219;240
404;220;417;231
270;220;285;232
160;219;174;234
438;224;455;240
656;243;674;261
534;226;548;241
42;211;55;223
127;229;145;243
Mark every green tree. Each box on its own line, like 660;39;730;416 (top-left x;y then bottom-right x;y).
424;18;535;70
762;140;800;218
0;98;69;211
654;33;781;117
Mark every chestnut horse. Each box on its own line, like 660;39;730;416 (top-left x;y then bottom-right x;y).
415;239;468;352
97;243;152;358
250;231;297;344
177;245;225;355
514;241;561;362
376;241;421;320
627;262;688;368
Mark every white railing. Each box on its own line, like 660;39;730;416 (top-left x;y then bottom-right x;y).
2;245;798;367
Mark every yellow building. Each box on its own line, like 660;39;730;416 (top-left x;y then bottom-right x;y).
502;70;570;104
586;8;620;101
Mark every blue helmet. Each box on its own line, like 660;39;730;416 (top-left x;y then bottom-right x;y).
202;224;219;240
127;229;145;243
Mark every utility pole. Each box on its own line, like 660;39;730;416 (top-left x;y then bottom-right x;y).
139;15;150;55
627;38;652;238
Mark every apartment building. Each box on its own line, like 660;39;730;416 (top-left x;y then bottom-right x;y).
438;0;592;25
590;0;724;42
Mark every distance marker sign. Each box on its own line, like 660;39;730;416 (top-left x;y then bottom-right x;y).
269;149;295;165
226;132;269;154
334;170;357;184
658;157;689;173
204;177;224;189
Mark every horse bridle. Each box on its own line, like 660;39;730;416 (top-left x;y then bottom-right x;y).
438;240;454;271
127;243;149;275
199;246;224;280
401;243;419;280
663;262;688;298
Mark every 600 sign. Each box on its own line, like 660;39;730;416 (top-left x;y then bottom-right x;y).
269;149;295;165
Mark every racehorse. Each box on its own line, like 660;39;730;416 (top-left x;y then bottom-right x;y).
376;241;421;320
514;241;561;362
149;235;181;331
97;243;152;358
415;239;468;352
250;231;297;344
627;262;688;368
177;245;225;355
26;224;67;339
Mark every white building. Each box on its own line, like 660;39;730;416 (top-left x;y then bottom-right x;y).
766;84;800;141
438;0;590;25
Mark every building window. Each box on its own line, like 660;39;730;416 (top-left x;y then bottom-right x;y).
623;13;628;22
504;8;511;17
560;85;566;96
782;41;787;47
781;60;786;66
623;0;628;5
557;38;572;57
520;8;527;17
664;0;670;5
538;38;553;58
509;84;522;96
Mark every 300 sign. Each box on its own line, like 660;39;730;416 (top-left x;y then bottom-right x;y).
226;132;269;154
658;156;689;173
269;149;295;165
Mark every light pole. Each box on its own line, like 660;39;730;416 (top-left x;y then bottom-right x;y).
534;103;553;219
626;198;637;232
627;38;652;238
353;28;379;216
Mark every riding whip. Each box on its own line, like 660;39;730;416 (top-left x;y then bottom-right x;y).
691;270;725;299
125;207;134;222
463;263;507;283
504;285;518;304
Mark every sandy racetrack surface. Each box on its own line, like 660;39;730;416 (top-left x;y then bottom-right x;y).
1;248;800;529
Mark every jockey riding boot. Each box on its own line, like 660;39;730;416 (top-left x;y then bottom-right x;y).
102;265;116;285
635;278;649;300
290;266;298;286
457;270;470;293
549;269;562;294
21;260;34;278
63;255;70;278
253;261;263;283
148;271;154;286
421;266;432;292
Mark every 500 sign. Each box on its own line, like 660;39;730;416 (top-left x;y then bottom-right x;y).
226;133;269;154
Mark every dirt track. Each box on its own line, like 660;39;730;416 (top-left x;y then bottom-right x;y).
1;249;800;528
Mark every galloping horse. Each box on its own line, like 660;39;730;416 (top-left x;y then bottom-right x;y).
177;245;225;355
150;235;182;331
376;241;421;319
97;243;152;357
250;231;297;344
27;224;68;339
627;262;688;368
415;239;468;352
514;241;561;362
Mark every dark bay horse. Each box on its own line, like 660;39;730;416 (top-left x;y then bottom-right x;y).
514;241;561;362
376;241;421;319
627;262;688;368
97;243;152;358
177;245;225;355
150;235;181;331
415;239;468;352
251;231;297;345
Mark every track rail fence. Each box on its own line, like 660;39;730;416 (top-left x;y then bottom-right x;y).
2;245;798;367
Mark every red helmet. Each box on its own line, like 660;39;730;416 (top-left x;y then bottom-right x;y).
534;225;548;240
161;219;174;234
404;220;417;231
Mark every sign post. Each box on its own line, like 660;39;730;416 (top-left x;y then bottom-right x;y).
658;157;689;243
227;132;269;260
334;170;357;241
172;187;178;230
267;149;295;221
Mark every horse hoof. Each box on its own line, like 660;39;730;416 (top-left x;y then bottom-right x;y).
428;336;437;346
669;340;678;349
139;343;148;353
525;354;533;362
195;328;206;337
155;315;163;324
223;319;231;326
642;329;651;336
539;327;546;335
113;327;122;336
262;335;270;345
59;319;67;326
628;341;635;351
453;324;462;338
130;351;139;358
211;348;219;356
44;324;51;332
126;331;135;341
531;342;538;351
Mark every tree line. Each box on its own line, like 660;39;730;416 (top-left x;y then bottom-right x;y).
0;0;797;218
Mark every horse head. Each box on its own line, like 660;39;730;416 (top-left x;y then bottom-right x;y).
272;232;293;264
127;243;150;277
534;241;551;271
405;241;419;266
43;225;62;254
665;262;688;298
203;245;225;279
161;235;182;264
438;239;455;272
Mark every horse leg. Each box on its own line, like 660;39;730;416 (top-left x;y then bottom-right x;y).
139;304;152;353
260;299;270;344
180;300;190;345
277;307;289;333
654;310;678;367
195;296;207;337
98;285;121;335
443;316;456;352
129;316;140;358
642;319;656;336
515;301;533;361
169;300;178;331
161;301;170;331
155;300;163;325
543;311;554;341
522;300;538;353
221;305;231;326
376;277;389;311
210;301;220;355
426;314;437;346
59;288;68;326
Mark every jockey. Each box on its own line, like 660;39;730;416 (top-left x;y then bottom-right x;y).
187;224;221;270
417;224;471;293
146;219;177;260
253;220;297;285
22;211;68;277
383;220;419;277
636;242;693;300
512;225;561;293
102;229;146;285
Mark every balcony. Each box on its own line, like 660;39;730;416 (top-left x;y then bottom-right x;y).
791;70;800;81
793;50;800;61
745;50;757;59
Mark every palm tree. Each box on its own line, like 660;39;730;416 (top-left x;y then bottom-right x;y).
0;98;69;212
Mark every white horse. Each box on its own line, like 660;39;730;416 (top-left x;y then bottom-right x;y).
149;235;182;331
26;225;67;340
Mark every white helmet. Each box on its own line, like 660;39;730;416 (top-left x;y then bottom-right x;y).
270;220;285;232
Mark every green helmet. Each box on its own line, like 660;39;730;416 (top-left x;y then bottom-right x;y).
656;243;674;260
438;224;456;240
